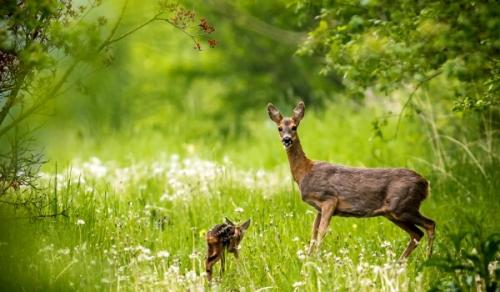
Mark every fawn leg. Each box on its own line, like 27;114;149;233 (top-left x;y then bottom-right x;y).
388;218;423;259
220;250;225;276
205;253;221;281
315;198;338;249
401;212;436;258
308;212;321;254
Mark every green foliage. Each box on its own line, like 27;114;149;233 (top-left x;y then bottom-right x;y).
425;222;499;291
295;0;500;112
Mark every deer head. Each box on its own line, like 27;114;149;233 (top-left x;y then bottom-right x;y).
225;217;251;252
267;101;305;149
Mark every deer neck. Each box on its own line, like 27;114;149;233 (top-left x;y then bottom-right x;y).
286;137;313;184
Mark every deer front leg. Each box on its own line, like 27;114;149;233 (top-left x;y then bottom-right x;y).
315;198;338;249
308;212;321;254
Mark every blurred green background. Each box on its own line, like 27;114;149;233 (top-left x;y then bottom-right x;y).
1;0;493;171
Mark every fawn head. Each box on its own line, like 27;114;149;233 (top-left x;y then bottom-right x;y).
267;101;305;149
225;217;251;252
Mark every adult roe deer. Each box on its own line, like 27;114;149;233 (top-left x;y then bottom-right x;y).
267;101;435;259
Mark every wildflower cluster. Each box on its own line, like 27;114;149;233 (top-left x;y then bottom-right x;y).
292;242;421;291
39;155;288;203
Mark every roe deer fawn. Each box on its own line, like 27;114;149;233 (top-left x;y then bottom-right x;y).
205;218;251;281
267;101;436;259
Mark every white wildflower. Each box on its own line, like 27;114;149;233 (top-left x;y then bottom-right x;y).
380;240;391;248
256;169;266;179
185;270;197;281
85;157;108;178
360;278;372;286
189;251;199;260
137;254;154;262
339;247;349;255
157;251;170;258
235;207;244;213
58;248;71;256
357;264;364;273
76;219;85;225
168;264;180;274
296;249;306;261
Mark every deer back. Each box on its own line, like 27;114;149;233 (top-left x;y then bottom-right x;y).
300;162;428;217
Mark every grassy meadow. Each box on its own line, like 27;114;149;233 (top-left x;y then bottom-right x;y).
1;103;498;291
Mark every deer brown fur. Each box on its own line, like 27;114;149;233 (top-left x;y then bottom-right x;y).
267;101;436;259
205;218;251;281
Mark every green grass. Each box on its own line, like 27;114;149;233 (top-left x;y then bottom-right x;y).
0;104;498;291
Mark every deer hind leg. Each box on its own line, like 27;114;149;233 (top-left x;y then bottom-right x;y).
401;212;436;258
315;198;338;250
388;218;424;259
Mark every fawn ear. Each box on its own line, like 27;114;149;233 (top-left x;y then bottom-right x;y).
240;219;251;231
225;217;235;226
292;101;305;123
267;103;283;125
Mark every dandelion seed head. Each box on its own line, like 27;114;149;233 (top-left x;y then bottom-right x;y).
292;281;305;288
157;250;170;258
380;240;391;248
296;249;306;261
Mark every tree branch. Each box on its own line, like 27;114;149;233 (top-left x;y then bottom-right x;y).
0;61;79;138
98;0;130;52
0;71;28;127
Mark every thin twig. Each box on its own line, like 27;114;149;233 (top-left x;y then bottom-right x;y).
34;210;69;218
103;16;200;50
156;18;199;45
102;14;161;49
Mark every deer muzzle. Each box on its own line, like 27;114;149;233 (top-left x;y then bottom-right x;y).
282;136;293;148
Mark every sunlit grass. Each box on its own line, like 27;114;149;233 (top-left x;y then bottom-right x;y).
0;156;430;291
1;104;498;291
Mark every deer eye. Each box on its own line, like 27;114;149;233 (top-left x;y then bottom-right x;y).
291;126;297;131
278;127;283;132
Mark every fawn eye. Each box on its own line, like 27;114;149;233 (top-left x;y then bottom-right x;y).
291;126;297;131
278;127;283;132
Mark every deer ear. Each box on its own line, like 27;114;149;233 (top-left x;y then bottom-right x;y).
292;101;305;123
240;219;251;231
225;217;235;226
267;103;283;125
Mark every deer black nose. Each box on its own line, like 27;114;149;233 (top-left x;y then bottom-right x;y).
282;136;293;148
